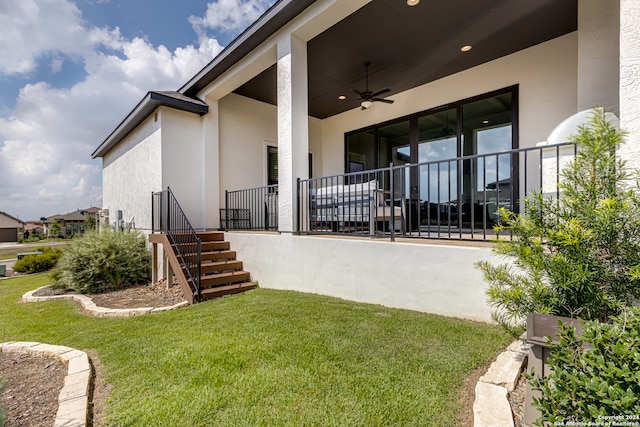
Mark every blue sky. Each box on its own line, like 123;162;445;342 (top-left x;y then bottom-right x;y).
0;0;276;220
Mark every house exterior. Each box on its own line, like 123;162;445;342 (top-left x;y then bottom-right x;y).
92;0;639;322
44;207;100;237
0;211;24;243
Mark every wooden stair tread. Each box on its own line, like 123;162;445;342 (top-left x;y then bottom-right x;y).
200;282;257;299
199;271;251;288
182;260;243;275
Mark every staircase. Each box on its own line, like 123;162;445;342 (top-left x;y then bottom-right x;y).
150;187;256;304
150;231;256;303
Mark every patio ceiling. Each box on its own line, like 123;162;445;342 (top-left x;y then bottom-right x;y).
234;0;577;119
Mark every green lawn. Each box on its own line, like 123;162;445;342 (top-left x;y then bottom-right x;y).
1;275;510;426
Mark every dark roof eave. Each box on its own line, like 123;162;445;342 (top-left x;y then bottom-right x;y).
92;91;208;159
179;0;317;97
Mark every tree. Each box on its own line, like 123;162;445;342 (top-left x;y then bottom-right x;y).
83;215;96;232
49;218;61;237
477;109;640;337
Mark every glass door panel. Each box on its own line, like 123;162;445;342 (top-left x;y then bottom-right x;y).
379;120;410;199
461;93;512;228
417;108;458;227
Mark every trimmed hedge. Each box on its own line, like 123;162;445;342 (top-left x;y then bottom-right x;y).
52;230;150;293
13;247;62;274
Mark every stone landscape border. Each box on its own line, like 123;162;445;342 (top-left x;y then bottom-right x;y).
473;340;528;427
1;341;92;427
22;286;189;317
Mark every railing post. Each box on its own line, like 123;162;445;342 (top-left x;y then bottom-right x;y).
151;191;155;233
296;178;301;234
225;190;229;231
166;187;171;233
196;238;202;302
389;162;395;242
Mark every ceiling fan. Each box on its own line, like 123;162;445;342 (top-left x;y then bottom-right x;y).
352;61;394;109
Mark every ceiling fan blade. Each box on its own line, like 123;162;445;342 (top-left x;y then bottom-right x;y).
370;88;390;98
373;98;394;104
351;89;365;97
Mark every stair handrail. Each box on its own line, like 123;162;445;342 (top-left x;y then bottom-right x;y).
152;187;202;301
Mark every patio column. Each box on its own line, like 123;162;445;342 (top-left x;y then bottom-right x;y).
277;34;309;233
577;0;619;114
202;98;221;229
618;0;640;171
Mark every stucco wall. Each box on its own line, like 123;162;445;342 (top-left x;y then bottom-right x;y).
320;33;579;176
160;108;205;229
618;0;640;172
102;113;162;231
218;93;323;208
226;232;497;322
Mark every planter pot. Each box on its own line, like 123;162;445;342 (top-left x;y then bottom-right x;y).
523;313;584;426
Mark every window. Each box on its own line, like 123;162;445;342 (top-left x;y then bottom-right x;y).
344;86;517;227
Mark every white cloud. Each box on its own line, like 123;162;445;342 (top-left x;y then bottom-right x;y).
0;0;90;75
0;0;230;220
189;0;274;42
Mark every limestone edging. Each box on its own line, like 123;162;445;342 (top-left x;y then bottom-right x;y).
22;286;189;317
473;340;528;427
1;341;92;427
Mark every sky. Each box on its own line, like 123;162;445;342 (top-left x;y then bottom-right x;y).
0;0;276;221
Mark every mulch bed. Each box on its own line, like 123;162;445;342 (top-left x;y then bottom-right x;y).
0;353;66;427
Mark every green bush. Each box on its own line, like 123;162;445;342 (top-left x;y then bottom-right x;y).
529;308;640;425
477;109;640;336
53;230;150;293
13;247;62;273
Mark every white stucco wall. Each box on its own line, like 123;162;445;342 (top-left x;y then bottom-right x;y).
218;93;323;209
618;0;640;172
320;33;578;176
160;108;205;229
226;232;497;322
102;113;162;231
577;0;619;113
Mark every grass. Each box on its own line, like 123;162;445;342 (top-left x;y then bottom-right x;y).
0;241;68;261
1;274;510;426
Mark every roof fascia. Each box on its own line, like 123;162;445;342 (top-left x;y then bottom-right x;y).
179;0;317;97
92;92;208;159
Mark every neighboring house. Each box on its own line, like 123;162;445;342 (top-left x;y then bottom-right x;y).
92;0;638;321
24;221;45;237
44;207;100;237
0;211;24;243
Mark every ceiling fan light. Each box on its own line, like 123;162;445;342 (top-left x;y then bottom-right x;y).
361;100;373;109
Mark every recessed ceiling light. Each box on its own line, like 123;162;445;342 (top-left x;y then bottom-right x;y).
338;95;346;100
483;120;489;124
461;45;472;52
407;0;420;5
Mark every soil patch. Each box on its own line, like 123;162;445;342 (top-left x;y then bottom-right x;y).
0;352;66;427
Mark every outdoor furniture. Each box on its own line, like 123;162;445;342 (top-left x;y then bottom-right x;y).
312;180;403;234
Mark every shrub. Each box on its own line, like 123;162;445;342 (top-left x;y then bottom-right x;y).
477;109;640;336
13;247;62;274
529;308;640;425
53;230;150;293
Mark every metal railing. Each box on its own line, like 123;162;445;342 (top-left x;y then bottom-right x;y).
152;187;202;300
297;143;577;241
221;184;278;231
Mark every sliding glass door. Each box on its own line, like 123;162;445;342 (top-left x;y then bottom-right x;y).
345;86;516;231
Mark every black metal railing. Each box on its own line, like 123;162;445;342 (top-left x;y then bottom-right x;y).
152;187;202;301
297;143;577;241
221;185;278;231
